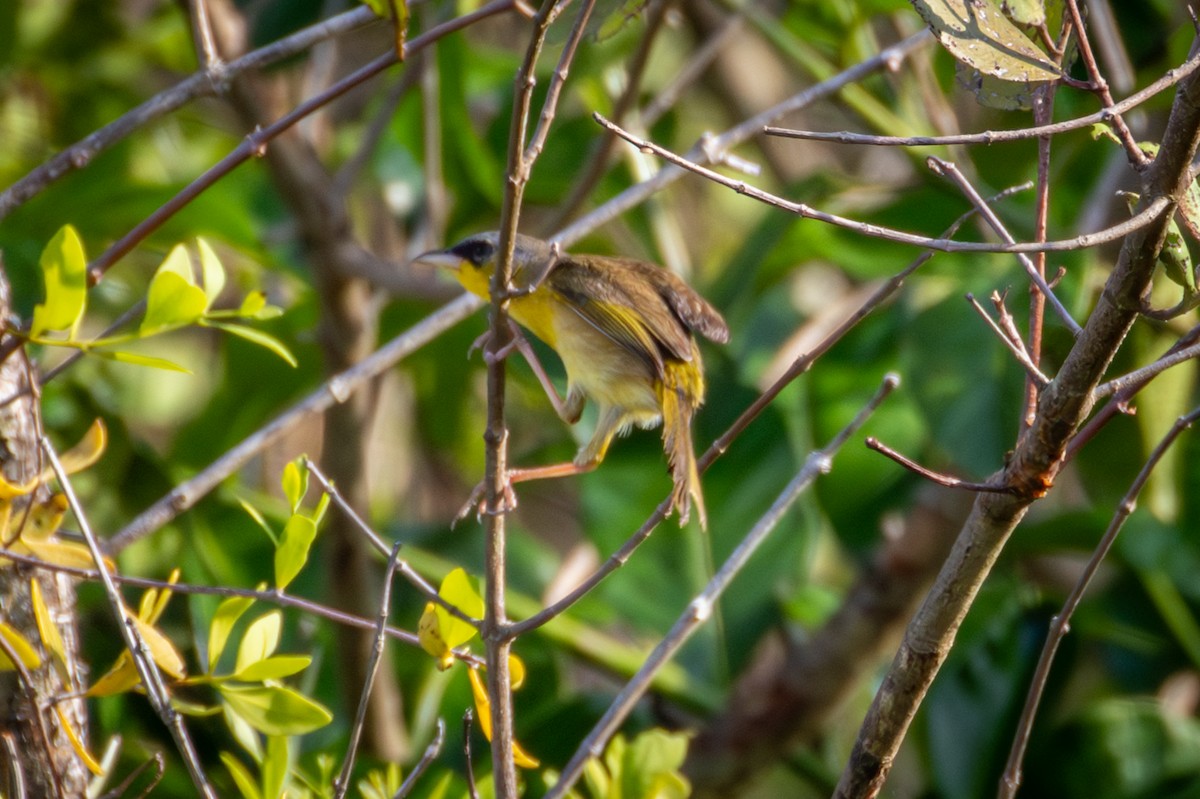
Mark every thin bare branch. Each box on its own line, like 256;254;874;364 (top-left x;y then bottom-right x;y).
393;718;446;799
41;438;215;799
965;293;1051;387
762;45;1200;148
1094;339;1200;398
594;112;1173;259
0;5;380;221
1000;405;1200;797
334;542;403;799
106;293;478;554
188;0;221;71
543;375;899;799
865;437;1018;494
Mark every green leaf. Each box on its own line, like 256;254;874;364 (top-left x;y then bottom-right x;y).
224;702;263;761
262;735;290;799
141;264;208;334
0;621;43;670
209;594;256;672
911;0;1061;82
436;568;484;650
238;499;278;546
236;611;282;674
31;225;88;338
196;237;226;307
218;684;333;736
610;730;691;799
221;751;264;799
274;514;317;591
1001;0;1044;25
239;291;267;317
91;348;192;373
234;655;312;682
281;460;306;514
206;321;297;367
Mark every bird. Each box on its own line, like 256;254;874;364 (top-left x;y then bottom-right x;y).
416;232;729;529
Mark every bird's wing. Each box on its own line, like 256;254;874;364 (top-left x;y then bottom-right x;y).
598;256;730;345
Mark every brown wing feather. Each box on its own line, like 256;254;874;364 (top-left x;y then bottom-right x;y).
582;256;730;345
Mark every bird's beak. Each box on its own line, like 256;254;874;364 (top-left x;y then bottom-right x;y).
412;249;462;271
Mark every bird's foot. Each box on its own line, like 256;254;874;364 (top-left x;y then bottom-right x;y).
451;478;519;528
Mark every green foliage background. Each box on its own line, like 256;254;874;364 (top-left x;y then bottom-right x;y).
3;0;1200;797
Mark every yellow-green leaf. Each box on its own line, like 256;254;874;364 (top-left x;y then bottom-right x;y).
221;751;264;799
87;652;140;696
263;735;290;799
281;460;306;514
223;702;263;760
133;616;186;679
238;291;267;317
274;513;317;590
436;567;483;651
31;225;88;338
141;267;208;334
418;602;454;670
209;594;256;672
236;611;282;674
234;654;311;682
912;0;1061;82
196;238;226;306
218;683;333;736
93;348;192;373
0;621;42;670
31;579;69;680
206;321;297;367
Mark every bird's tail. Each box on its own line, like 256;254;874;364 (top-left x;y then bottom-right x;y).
660;360;706;531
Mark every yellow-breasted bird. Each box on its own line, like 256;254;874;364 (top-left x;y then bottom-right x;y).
417;232;729;529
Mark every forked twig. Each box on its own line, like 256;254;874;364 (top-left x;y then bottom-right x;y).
865;437;1018;494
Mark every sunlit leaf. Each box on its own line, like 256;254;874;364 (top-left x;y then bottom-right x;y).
221;751;264;799
467;666;540;768
236;611;282;674
510;653;526;690
0;621;42;670
20;538;105;570
281;460;306;514
218;683;333;736
141;252;208;333
223;702;263;760
274;513;317;590
911;0;1061;82
209;594;256;673
238;499;277;546
133;616;186;679
263;734;290;799
56;418;106;474
31;579;69;680
55;705;104;776
418;601;455;671
19;493;68;541
234;654;312;682
436;567;483;650
205;321;297;367
31;225;88;338
92;348;192;373
196;237;226;307
1001;0;1044;25
87;652;140;696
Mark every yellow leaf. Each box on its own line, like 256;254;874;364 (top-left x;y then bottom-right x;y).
87;652;140;696
31;579;69;680
467;667;540;769
0;621;42;670
133;617;186;679
143;569;179;624
20;493;69;541
435;568;483;651
418;602;455;671
55;419;107;475
0;474;37;501
20;538;105;571
510;653;526;691
55;706;104;776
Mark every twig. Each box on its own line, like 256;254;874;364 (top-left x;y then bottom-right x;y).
551;28;934;248
929;157;1082;335
542;375;899;799
106;293;478;553
0;547;484;667
40;437;216;799
965;294;1051;387
506;182;1033;637
333;542;403;799
1093;339;1200;399
0;634;65;799
303;458;481;628
392;718;445;799
594;113;1173;257
865;437;1017;494
0;5;380;221
999;404;1200;797
95;752;164;799
188;0;221;71
83;0;519;288
463;710;480;799
761;45;1200;148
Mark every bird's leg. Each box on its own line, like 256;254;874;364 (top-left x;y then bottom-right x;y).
474;322;582;425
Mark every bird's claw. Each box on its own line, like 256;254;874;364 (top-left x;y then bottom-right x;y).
451;479;519;528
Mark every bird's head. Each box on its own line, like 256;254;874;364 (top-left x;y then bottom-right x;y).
415;232;556;298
